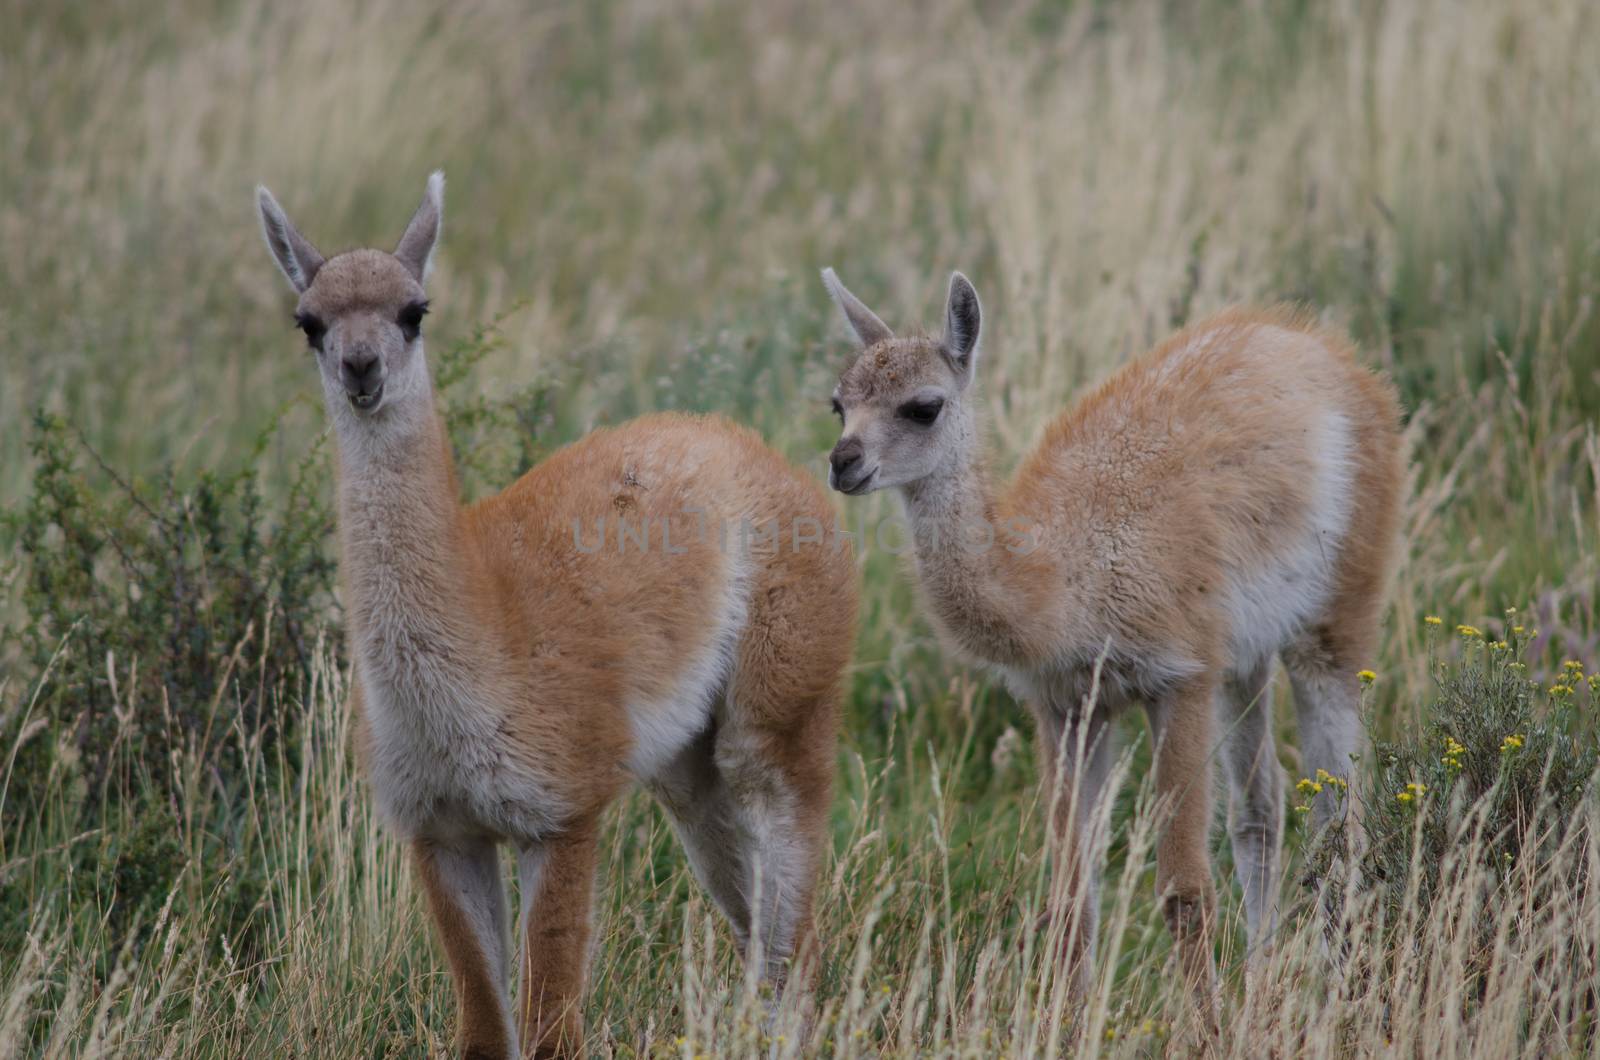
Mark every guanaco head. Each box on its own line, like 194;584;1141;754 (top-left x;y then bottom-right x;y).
820;268;983;495
255;173;444;419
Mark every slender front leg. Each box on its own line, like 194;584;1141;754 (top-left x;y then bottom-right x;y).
1144;676;1221;1035
413;837;515;1060
516;823;600;1060
1033;703;1113;1001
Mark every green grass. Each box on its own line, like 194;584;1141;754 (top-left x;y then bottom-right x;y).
3;0;1600;1055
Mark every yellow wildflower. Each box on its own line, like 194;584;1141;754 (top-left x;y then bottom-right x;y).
1490;640;1508;651
1512;625;1525;636
1358;669;1377;684
1500;734;1524;752
1396;791;1413;803
1551;684;1572;696
1297;777;1323;796
1294;804;1311;814
1457;624;1483;638
1424;615;1443;627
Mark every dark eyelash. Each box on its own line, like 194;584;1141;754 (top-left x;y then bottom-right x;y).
398;300;430;341
830;398;844;421
294;312;326;351
898;398;944;425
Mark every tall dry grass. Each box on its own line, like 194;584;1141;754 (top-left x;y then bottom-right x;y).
3;0;1599;1055
5;641;1597;1056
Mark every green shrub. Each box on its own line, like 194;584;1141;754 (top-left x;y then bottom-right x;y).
3;407;336;813
0;408;337;956
1306;621;1599;1001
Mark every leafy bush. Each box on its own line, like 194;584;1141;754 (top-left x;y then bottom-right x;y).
1306;619;1600;1003
3;408;336;808
0;408;337;954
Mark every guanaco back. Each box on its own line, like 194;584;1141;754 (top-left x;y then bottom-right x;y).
255;173;857;1059
818;268;1402;1023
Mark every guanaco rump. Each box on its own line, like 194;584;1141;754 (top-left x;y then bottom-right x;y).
255;173;856;1059
818;269;1402;1019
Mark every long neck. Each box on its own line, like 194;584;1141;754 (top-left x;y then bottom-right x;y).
898;445;1045;667
332;378;479;664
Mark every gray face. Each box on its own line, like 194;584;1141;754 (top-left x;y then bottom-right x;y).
820;269;984;495
828;336;968;494
257;173;444;420
292;250;429;416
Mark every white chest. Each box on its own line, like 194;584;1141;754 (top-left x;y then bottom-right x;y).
355;642;567;844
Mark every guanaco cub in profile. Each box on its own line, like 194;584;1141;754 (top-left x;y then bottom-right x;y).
255;173;856;1059
818;269;1402;1022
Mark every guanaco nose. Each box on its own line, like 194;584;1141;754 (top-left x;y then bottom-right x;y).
341;348;382;396
829;437;864;478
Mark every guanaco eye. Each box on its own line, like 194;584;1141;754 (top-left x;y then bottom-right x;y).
899;397;944;425
294;312;327;351
398;300;429;342
830;397;844;422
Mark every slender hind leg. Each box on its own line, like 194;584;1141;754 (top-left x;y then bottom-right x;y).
648;725;755;944
649;707;835;995
1219;662;1283;958
1283;632;1366;837
715;709;834;992
413;837;515;1060
1284;610;1382;973
1032;703;1114;1001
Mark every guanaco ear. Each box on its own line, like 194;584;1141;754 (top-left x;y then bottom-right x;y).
394;170;445;284
943;271;982;378
820;267;894;348
256;185;325;294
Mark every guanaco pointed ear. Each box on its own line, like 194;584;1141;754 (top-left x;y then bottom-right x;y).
256;185;325;294
943;271;982;378
820;267;894;348
394;170;445;284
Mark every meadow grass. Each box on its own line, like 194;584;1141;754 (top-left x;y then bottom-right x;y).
3;0;1599;1055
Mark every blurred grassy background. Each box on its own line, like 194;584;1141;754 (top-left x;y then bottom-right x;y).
3;0;1599;1054
6;0;1597;622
